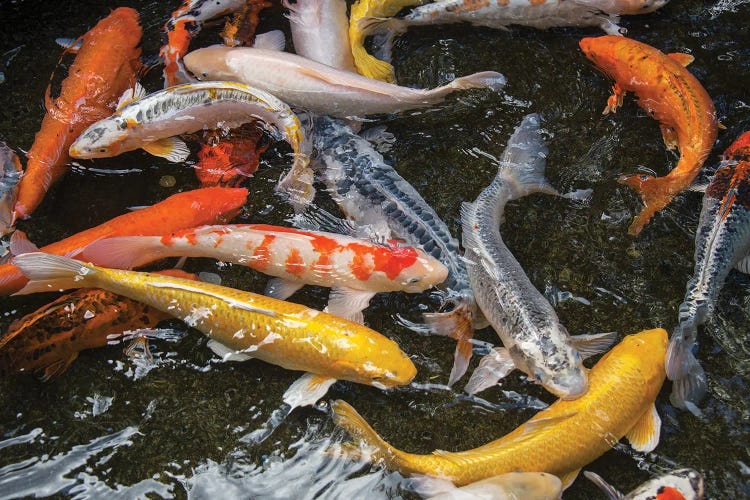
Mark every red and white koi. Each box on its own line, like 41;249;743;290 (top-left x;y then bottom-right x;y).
585;468;705;500
81;224;448;323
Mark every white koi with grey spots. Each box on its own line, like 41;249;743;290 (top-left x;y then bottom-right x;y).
0;143;22;237
285;0;356;71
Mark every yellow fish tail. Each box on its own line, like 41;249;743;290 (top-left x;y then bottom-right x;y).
332;400;408;468
351;44;396;83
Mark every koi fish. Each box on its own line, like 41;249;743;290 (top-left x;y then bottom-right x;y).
80;224;448;324
183;44;505;119
285;0;356;71
332;328;667;489
584;468;705;500
579;35;718;235
311;116;477;386
195;125;268;187
0;143;22;236
69;80;313;212
461;114;615;399
409;472;562;500
221;0;273;47
0;187;247;296
0;269;198;380
666;131;750;412
13;8;142;221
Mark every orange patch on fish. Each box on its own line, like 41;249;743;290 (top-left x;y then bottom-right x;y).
284;248;306;277
252;234;276;271
656;486;687;500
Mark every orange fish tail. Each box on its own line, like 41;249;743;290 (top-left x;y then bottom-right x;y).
619;174;681;235
423;300;475;386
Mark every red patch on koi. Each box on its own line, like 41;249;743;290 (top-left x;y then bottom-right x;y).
656;486;687;500
252;234;275;271
284;248;306;277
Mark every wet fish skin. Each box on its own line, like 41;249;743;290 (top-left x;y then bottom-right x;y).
584;468;705;500
285;0;355;71
0;143;22;236
412;471;562;500
666;131;750;411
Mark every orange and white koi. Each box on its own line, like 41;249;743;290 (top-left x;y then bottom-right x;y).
585;468;705;500
81;224;448;323
0;143;22;236
580;35;718;235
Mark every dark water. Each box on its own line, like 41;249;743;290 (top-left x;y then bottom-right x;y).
1;0;749;498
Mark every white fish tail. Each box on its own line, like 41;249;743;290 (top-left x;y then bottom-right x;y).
13;252;98;295
80;236;168;270
446;71;506;93
666;323;708;411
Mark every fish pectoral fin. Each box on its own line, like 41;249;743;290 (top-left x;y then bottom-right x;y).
735;254;750;274
570;331;618;360
402;475;457;497
41;354;78;381
264;278;304;300
253;30;286;51
625;403;661;453
142;137;190;163
116;81;146;110
667;52;695;67
207;339;253;362
583;471;625;500
296;67;393;97
9;229;40;256
463;347;515;395
558;468;581;491
282;372;337;408
659;124;680;151
603;83;625;115
324;288;376;324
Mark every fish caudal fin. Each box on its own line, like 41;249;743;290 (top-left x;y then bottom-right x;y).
351;44;396;83
276;157;315;213
355;17;407;81
80;236;167;270
331;400;405;468
618;174;678;236
13;252;97;295
447;71;506;93
666;325;707;413
423;300;475;386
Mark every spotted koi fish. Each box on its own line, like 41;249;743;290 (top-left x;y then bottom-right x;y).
81;224;448;324
585;468;704;500
666;131;750;412
580;35;718;235
0;143;22;236
0;269;198;380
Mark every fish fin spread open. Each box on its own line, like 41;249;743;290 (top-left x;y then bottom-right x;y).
116;81;146;110
276;157;315;214
253;30;285;51
331;399;401;466
351;43;396;83
667;52;695;67
423;300;475;386
558;469;581;491
55;37;83;53
13;252;96;295
324;287;375;325
143;137;190;163
463;347;516;395
264;278;304;300
625;403;661;453
9;230;40;256
207;339;253;361
282;372;337;408
735;254;750;274
570;331;618;360
447;72;506;93
41;353;78;381
603;83;625;115
665;324;707;413
583;471;625;500
80;236;165;270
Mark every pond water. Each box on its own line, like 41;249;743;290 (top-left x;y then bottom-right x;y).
0;0;748;498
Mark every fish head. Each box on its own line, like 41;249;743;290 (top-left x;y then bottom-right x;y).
520;326;590;400
579;36;624;78
630;468;704;500
604;328;668;384
339;345;416;389
393;247;449;293
183;45;236;81
69;118;135;159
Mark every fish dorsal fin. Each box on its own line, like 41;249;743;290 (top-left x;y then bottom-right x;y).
625;403;661;453
296;66;393;97
116;81;146;110
253;30;286;51
145;280;279;318
583;471;625;500
9;230;40;256
142;137;190;163
667;52;695;67
559;469;581;490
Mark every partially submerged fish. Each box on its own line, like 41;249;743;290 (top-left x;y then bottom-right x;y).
584;468;705;500
0;143;22;236
461;114;615;399
68;81;313;211
80;224;448;323
0;269;198;380
332;328;667;488
221;0;273;48
183;45;505;119
0;187;248;296
13;7;142;220
285;0;355;71
410;471;563;500
580;35;718;235
311;116;477;385
195;125;268;186
666;131;750;412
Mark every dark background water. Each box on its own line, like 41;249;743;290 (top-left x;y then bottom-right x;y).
0;0;748;498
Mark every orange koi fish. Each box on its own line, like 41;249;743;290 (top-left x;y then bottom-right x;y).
13;8;142;220
0;269;198;380
195;125;267;186
0;187;247;296
580;36;718;235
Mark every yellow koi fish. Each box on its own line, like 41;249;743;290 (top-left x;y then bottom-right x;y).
333;328;667;489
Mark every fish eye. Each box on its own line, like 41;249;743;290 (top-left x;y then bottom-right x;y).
201;72;208;78
407;277;420;284
99;148;107;153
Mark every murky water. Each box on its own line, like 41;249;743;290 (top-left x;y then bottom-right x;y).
1;0;748;498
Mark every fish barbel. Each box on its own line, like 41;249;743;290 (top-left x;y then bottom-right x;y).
585;468;705;500
80;224;448;323
285;0;355;71
69;81;313;211
332;328;667;488
666;131;750;411
580;35;718;235
183;45;505;119
461;114;615;399
13;253;417;389
0;143;22;236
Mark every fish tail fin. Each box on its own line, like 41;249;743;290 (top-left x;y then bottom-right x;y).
447;71;506;93
80;236;167;270
354;17;406;82
12;252;98;295
618;173;677;235
351;43;396;83
276;156;316;214
423;299;475;386
666;324;707;412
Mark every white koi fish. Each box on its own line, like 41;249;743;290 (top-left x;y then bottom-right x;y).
285;0;356;71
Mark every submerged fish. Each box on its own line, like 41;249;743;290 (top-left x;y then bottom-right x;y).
580;36;718;235
461;114;615;399
13;7;142;220
221;0;273;48
80;224;448;323
311;116;477;386
332;328;667;489
68;81;313;211
195;124;268;187
410;471;563;500
584;468;705;500
666;131;750;411
285;0;355;71
0;269;198;380
183;45;505;119
0;187;248;296
0;143;22;236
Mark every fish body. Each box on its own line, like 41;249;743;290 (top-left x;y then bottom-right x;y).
195;125;267;186
286;0;355;71
69;81;313;211
13;7;142;220
312;116;476;385
183;45;505;119
0;269;198;380
579;36;718;235
0;143;22;236
13;253;417;388
666;131;750;410
415;471;562;500
332;328;667;488
584;468;704;500
0;187;248;296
